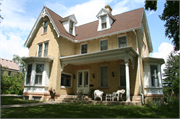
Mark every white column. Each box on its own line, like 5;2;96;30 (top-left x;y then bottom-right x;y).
31;63;36;86
125;60;131;102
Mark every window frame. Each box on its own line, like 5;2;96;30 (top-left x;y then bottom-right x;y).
61;72;73;88
119;63;126;87
43;42;48;57
35;64;44;85
99;39;108;51
101;15;107;29
99;65;109;88
150;64;159;87
69;20;74;34
80;43;88;54
37;43;43;57
117;35;127;48
42;20;48;34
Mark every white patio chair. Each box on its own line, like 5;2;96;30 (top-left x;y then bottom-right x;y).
94;90;104;101
112;89;125;101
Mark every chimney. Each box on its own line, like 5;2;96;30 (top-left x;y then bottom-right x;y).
105;4;112;14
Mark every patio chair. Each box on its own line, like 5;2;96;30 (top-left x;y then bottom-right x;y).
112;89;125;101
94;90;104;101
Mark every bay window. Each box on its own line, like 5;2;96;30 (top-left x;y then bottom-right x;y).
150;65;159;87
26;64;32;85
35;64;44;85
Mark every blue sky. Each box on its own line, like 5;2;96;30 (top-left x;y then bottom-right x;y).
0;0;175;73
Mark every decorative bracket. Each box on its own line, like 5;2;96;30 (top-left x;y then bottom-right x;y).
61;62;68;71
41;8;48;18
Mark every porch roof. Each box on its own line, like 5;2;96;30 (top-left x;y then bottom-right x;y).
142;57;165;65
22;57;53;63
60;47;138;66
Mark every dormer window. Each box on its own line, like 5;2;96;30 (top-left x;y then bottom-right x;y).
43;21;48;33
101;15;107;29
69;21;73;34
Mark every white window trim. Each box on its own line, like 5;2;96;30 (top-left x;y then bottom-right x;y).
80;43;88;54
99;39;108;51
34;63;44;86
117;35;127;48
149;63;161;88
61;72;73;88
43;42;48;57
99;65;109;88
119;63;126;87
42;20;48;34
37;43;43;57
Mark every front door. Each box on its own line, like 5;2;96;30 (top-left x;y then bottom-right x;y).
77;70;89;94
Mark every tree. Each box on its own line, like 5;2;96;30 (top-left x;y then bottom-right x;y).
145;1;179;51
163;52;179;96
12;54;26;72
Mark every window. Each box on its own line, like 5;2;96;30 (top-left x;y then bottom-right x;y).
24;96;29;100
33;96;41;100
81;44;87;54
35;64;44;85
38;44;42;57
150;65;159;87
26;64;32;85
8;71;11;76
100;66;108;87
69;21;73;34
101;15;107;29
118;36;127;48
43;21;48;33
100;39;108;51
44;42;48;57
119;64;126;87
61;73;72;87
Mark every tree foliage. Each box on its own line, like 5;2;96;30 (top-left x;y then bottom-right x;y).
12;54;26;72
1;72;24;95
145;1;179;50
163;52;179;95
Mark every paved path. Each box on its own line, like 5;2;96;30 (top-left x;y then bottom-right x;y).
1;101;66;108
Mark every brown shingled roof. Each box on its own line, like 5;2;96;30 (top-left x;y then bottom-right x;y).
45;7;144;41
0;58;19;71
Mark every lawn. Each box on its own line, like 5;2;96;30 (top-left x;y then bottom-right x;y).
1;102;179;118
1;96;43;105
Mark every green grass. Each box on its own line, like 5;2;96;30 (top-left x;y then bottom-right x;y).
1;102;179;118
1;96;43;105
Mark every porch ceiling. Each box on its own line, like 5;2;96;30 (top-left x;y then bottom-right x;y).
60;47;138;66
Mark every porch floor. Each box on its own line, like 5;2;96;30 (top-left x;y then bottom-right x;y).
53;95;142;106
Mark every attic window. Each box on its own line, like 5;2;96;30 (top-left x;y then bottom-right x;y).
43;21;48;33
69;21;73;34
101;15;107;29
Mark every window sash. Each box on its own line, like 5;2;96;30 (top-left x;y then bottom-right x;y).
81;44;87;54
84;71;88;87
100;40;108;51
100;66;108;87
69;21;73;34
8;71;11;76
119;64;126;87
61;73;72;87
26;64;32;85
150;65;159;87
38;44;42;57
43;21;48;33
35;64;44;85
44;42;48;57
118;36;127;48
78;72;82;87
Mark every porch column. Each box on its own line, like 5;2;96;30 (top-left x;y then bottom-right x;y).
125;60;131;102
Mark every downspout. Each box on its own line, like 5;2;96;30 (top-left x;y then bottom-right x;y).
133;29;144;105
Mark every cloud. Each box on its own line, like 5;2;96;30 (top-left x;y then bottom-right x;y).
0;34;29;60
147;11;156;16
151;42;175;79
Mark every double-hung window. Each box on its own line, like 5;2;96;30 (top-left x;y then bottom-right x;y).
100;66;108;87
8;71;11;76
150;65;159;87
61;73;72;88
69;21;73;34
26;64;32;85
35;64;44;85
81;44;87;54
43;21;48;33
43;42;48;57
100;39;108;51
101;15;107;29
118;36;127;48
119;64;126;87
38;44;42;57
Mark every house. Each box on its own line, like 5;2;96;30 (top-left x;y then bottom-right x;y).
0;58;19;76
22;5;165;104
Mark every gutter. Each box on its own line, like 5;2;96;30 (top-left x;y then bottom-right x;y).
133;29;144;105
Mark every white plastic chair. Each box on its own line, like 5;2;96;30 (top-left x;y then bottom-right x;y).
112;89;125;101
94;90;104;101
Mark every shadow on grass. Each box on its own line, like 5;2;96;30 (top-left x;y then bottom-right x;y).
1;103;179;118
1;96;43;105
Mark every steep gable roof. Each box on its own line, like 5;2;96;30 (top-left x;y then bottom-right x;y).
0;58;19;71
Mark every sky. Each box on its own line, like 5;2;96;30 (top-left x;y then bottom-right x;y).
0;0;176;78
